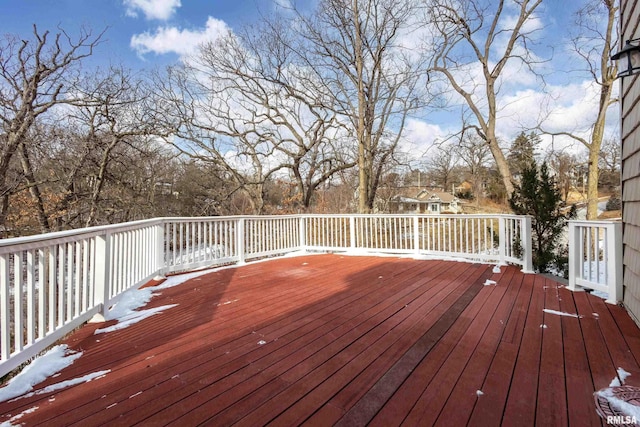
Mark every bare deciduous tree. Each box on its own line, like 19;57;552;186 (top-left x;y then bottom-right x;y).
295;0;425;212
426;141;458;190
456;132;491;204
427;0;544;199
540;0;617;219
69;67;160;226
0;25;103;233
155;22;356;214
599;136;621;190
545;149;580;202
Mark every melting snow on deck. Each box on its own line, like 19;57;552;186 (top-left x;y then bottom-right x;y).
0;345;109;407
0;267;219;424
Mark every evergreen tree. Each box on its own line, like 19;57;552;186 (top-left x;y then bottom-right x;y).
508;132;540;179
509;162;576;273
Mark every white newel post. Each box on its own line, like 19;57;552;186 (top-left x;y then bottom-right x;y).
91;232;111;322
349;216;356;251
154;222;166;278
567;222;581;292
413;216;420;255
520;216;534;273
299;216;306;252
237;218;246;264
498;217;506;266
606;222;623;304
0;254;10;360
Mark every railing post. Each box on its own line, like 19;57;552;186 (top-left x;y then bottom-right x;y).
349;216;356;250
413;216;420;255
606;222;623;304
567;222;581;292
91;232;111;321
154;222;166;278
520;216;534;273
298;216;306;251
498;216;506;266
0;254;10;360
237;218;246;264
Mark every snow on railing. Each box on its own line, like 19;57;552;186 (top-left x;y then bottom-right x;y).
568;220;622;304
0;213;531;377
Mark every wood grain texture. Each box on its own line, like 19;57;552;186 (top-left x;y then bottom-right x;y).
0;255;636;427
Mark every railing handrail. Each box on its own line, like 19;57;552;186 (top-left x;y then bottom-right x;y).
0;213;533;378
0;218;164;252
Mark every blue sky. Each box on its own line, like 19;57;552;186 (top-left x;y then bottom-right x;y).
0;0;285;69
0;0;620;164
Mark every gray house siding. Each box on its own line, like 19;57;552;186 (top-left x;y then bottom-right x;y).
621;0;640;323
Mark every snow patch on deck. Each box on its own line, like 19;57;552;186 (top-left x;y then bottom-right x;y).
15;370;110;401
610;367;632;387
0;345;82;403
1;405;38;426
95;304;178;334
542;309;582;318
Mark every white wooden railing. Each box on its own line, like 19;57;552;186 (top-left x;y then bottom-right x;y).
0;214;531;377
568;220;623;304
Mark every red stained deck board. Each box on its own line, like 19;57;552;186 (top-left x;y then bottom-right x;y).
265;264;492;427
6;256;390;422
65;257;442;425
322;264;487;413
338;268;491;426
558;284;601;427
206;263;487;427
398;268;515;426
2;255;640;427
501;274;546;426
367;266;496;427
467;272;535;426
434;265;523;426
535;277;568;426
588;295;640;379
573;291;618;391
608;303;640;371
7;258;372;422
88;258;456;425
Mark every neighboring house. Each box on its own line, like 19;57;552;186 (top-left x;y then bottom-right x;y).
417;190;460;214
618;0;640;323
389;190;460;214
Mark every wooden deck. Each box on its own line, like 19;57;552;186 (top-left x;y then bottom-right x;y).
1;254;640;426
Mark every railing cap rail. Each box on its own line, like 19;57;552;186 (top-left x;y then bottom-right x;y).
0;218;164;251
0;213;532;252
568;219;622;227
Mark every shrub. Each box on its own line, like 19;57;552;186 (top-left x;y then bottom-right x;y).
509;162;576;273
606;192;621;211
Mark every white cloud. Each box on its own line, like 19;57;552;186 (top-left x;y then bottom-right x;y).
130;16;230;57
500;11;544;36
398;118;451;162
124;0;181;20
273;0;293;9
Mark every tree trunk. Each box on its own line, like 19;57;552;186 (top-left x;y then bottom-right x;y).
353;0;370;214
586;139;601;220
491;140;515;199
18;142;50;233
